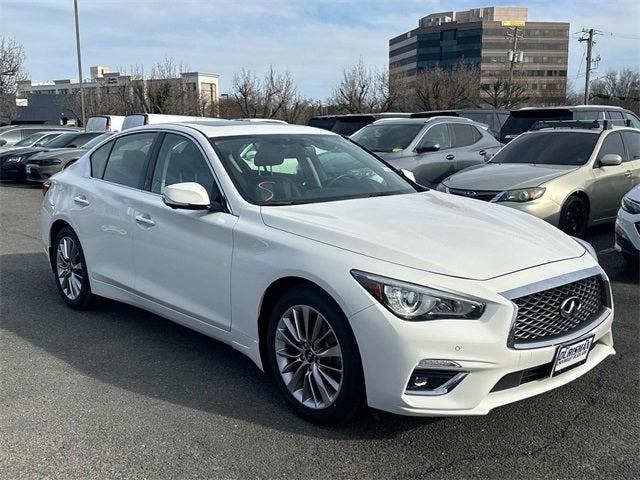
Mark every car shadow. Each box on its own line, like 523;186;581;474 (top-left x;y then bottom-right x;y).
0;252;440;440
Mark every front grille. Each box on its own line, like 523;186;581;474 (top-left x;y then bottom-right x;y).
511;275;605;346
448;188;500;202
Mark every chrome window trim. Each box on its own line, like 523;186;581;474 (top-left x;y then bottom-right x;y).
404;372;468;396
501;266;612;350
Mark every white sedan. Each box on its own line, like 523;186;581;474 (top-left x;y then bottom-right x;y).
41;122;615;424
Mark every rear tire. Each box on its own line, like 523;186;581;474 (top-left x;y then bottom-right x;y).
559;196;588;237
266;287;366;425
53;226;96;310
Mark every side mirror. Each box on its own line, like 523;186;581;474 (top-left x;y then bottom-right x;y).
0;139;6;146
416;142;440;154
400;169;416;182
163;182;211;210
599;154;622;166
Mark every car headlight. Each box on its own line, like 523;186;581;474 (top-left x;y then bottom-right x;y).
436;183;449;193
494;187;545;203
5;156;23;163
621;196;640;214
351;270;485;320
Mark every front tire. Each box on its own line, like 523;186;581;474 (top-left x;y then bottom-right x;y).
266;287;366;424
559;196;588;237
53;226;96;309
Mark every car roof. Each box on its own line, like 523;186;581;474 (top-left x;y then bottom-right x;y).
370;116;479;126
146;122;336;138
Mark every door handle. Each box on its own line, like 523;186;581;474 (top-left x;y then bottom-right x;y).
135;213;156;227
624;170;632;177
73;195;89;206
478;150;486;156
446;154;455;160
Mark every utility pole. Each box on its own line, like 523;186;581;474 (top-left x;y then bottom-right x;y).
73;0;86;127
579;28;600;105
505;26;524;84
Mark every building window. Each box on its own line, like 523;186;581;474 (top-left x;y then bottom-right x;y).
441;29;456;41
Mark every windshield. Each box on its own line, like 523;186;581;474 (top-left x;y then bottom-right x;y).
351;123;423;152
82;132;113;149
210;134;416;205
14;133;46;146
491;131;599;166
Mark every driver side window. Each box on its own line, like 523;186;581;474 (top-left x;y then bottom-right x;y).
417;124;451;150
151;134;215;194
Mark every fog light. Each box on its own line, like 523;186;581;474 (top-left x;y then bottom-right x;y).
417;359;461;369
406;369;467;395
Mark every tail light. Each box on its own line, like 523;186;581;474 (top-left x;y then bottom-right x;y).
42;179;52;196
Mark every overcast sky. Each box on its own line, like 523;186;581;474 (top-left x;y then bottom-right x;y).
2;0;639;98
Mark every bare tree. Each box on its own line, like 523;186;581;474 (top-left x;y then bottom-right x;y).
413;63;480;111
479;69;529;109
329;59;374;113
590;67;640;114
0;37;27;124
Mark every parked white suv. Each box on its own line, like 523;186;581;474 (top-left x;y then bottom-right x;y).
41;122;615;424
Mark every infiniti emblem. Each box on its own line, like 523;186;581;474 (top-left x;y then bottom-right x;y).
465;191;477;197
560;296;582;319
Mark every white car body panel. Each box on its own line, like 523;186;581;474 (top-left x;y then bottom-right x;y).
41;123;615;417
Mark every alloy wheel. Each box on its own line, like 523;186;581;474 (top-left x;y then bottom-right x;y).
56;236;84;300
274;305;343;409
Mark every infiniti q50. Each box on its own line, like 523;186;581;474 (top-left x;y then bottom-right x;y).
41;122;615;424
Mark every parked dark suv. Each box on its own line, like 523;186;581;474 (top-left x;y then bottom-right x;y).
308;113;411;136
500;105;640;143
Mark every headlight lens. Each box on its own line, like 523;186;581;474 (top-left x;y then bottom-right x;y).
495;187;545;203
351;270;485;320
5;156;23;163
621;196;640;214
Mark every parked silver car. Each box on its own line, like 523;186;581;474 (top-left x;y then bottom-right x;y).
350;117;502;187
438;124;640;236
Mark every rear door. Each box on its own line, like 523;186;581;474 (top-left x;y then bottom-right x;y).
412;122;453;187
449;123;491;172
73;132;158;289
621;130;640;189
591;132;630;220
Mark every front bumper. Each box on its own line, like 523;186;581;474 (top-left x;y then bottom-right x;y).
25;163;61;183
0;162;26;181
494;196;562;227
614;208;640;256
349;258;614;416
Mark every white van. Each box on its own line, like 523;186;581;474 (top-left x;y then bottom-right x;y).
85;115;125;132
122;114;228;130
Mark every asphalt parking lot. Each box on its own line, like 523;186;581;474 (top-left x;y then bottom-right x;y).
1;182;638;480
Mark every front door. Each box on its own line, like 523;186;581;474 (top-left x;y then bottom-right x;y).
413;123;454;187
130;133;237;331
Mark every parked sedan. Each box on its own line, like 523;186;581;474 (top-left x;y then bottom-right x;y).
0;131;103;181
438;126;640;236
350;117;501;188
26;133;114;182
615;185;640;266
0;125;78;148
42;122;613;424
0;131;63;153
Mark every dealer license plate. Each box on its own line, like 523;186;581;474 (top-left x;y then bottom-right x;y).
552;336;594;376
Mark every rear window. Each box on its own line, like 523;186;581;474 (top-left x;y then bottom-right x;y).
308;118;338;131
332;119;374;136
491;131;599;166
351;123;423;152
122;115;147;130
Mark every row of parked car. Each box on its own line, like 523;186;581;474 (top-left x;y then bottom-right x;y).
307;105;640;265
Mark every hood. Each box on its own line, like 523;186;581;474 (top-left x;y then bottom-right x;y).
0;147;44;159
442;163;576;191
260;192;584;281
29;147;84;160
